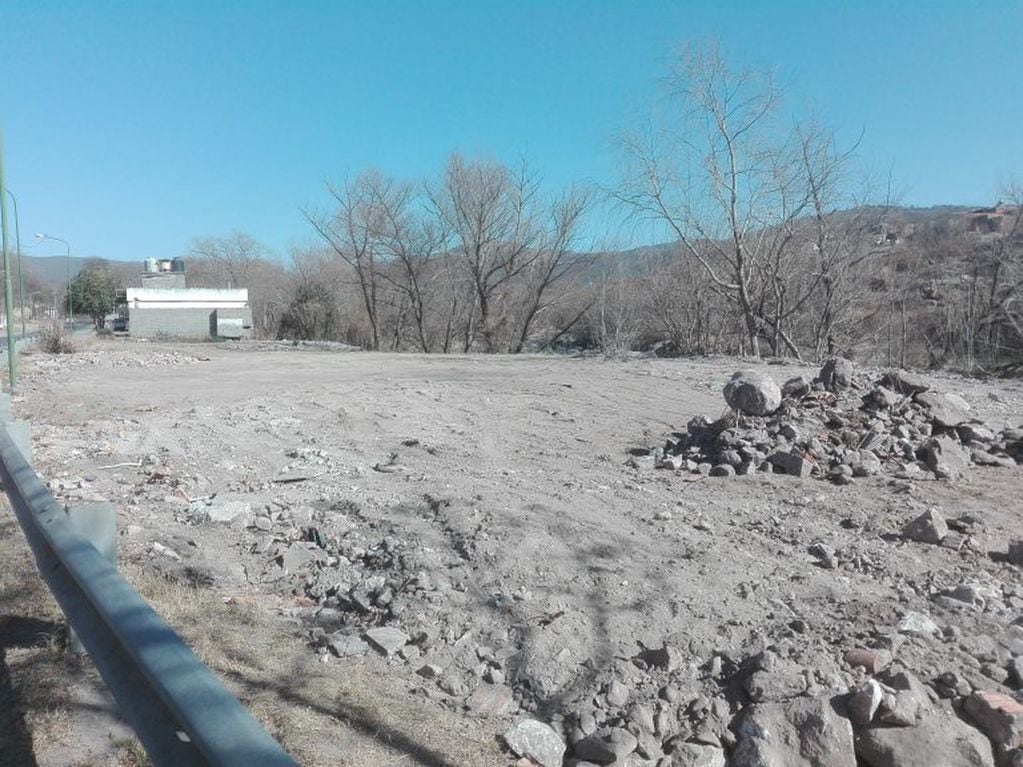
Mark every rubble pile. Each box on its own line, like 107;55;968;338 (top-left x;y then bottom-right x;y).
651;359;1023;483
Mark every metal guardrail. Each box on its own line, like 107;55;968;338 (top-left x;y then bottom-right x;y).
0;425;298;766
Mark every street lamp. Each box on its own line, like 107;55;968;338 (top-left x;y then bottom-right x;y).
35;233;72;326
2;189;26;336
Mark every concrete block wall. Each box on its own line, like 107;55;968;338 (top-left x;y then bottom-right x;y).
129;307;215;339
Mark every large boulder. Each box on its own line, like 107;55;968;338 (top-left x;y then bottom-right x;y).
855;711;995;767
724;371;782;416
731;696;856;767
915;391;970;428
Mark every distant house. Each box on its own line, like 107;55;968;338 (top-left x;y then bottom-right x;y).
124;259;253;339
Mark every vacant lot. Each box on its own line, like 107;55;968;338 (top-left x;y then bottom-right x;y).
2;339;1022;766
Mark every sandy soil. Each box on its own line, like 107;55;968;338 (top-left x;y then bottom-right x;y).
2;338;1022;766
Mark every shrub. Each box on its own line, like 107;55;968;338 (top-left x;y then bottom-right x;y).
38;322;75;354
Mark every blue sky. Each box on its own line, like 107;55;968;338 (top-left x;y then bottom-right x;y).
1;0;1020;263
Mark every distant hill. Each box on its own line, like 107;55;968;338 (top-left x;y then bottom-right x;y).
12;255;92;286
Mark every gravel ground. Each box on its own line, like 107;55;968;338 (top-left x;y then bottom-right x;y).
3;338;1023;766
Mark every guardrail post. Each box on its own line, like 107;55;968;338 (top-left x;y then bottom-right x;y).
65;501;117;653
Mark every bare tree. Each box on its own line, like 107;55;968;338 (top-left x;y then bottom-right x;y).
188;233;289;338
429;154;544;352
618;43;827;357
306;170;403;350
510;187;593;353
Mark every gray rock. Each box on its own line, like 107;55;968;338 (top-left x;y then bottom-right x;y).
959;423;996;443
916;391;969;428
877;670;931;727
732;696;856;767
897;611;939;637
852;450;883;477
964;691;1023;765
205;499;253;524
709;464;735;478
1008;540;1023;567
769;451;812;478
574;727;638;763
281;543;318;572
849;679;884;725
782;376;811;399
606;680;629;708
902;508;948;545
363;626;409;656
855;710;995;767
668;743;726;767
466;683;514;716
818;357;855;392
920;435;970;479
881;370;929;395
325;632;369;658
724;371;782;416
502;718;566;767
745;662;809;702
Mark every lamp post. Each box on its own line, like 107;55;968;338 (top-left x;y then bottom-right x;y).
4;188;26;336
35;233;72;326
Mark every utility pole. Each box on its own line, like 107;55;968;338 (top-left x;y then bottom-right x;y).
0;130;16;390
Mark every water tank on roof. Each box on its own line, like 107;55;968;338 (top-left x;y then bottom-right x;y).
144;257;158;273
171;257;185;273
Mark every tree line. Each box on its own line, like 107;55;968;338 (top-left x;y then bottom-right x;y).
59;44;1023;372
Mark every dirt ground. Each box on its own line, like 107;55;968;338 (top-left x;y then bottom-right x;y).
2;338;1022;766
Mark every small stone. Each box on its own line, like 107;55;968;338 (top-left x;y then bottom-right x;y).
363;626;409;656
280;543;318;572
466;683;515;716
849;679;884;725
416;663;443;679
670;742;726;767
326;632;369;658
605;680;629;708
769;451;812;478
709;464;735;478
732;697;856;767
573;727;638;763
502;719;566;767
897;612;940;637
902;508;948;545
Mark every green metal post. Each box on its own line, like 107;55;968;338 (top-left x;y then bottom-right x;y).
0;131;16;390
7;190;25;337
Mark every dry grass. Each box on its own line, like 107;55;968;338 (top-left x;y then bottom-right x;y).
123;562;506;766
